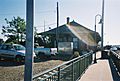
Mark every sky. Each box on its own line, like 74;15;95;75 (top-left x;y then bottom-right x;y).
0;0;120;45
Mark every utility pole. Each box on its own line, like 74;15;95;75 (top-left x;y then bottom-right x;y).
56;2;59;51
24;0;34;81
101;0;104;50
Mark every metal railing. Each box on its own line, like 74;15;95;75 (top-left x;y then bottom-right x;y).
33;51;93;81
110;50;120;72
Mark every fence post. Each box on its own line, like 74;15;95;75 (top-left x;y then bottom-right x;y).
58;67;61;81
86;56;88;68
83;57;85;71
81;58;83;74
72;62;74;81
90;54;92;64
79;59;81;77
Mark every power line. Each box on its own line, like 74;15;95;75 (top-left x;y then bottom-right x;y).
35;23;56;27
0;12;25;16
36;10;56;14
0;10;56;16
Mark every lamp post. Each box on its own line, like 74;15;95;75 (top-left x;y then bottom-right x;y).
94;14;102;63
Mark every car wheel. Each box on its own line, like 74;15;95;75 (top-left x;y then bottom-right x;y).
15;56;23;63
38;52;45;58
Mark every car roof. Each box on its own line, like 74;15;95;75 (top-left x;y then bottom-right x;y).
1;44;23;46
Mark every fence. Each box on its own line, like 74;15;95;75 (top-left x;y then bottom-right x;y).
110;50;120;72
33;51;93;81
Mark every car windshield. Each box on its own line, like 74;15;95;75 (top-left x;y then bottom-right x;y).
14;45;25;50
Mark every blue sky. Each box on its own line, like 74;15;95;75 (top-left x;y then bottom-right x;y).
0;0;120;45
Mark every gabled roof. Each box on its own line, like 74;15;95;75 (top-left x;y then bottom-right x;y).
39;24;71;34
39;21;101;46
67;21;100;45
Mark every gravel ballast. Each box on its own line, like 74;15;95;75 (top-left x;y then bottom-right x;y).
0;60;64;81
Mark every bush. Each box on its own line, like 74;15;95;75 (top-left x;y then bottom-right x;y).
70;51;80;59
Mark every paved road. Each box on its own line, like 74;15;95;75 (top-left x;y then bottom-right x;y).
79;52;120;81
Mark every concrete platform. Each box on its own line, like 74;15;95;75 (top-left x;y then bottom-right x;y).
79;52;120;81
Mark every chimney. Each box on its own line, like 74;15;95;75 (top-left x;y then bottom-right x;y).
67;17;70;24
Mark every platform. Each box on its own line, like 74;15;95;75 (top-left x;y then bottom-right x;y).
79;52;120;81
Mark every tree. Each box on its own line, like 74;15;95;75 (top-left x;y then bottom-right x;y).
0;38;4;44
1;16;26;44
34;36;44;46
43;34;55;48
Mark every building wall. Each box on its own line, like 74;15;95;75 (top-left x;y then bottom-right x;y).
57;33;91;54
52;31;95;54
58;34;73;42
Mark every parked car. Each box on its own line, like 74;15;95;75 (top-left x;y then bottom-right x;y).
104;45;112;50
0;44;36;63
113;45;120;50
34;47;58;58
110;47;118;51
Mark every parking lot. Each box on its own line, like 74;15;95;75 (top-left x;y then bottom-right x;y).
0;57;64;81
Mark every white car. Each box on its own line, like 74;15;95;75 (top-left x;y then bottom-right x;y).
110;47;118;51
34;47;58;58
0;44;36;63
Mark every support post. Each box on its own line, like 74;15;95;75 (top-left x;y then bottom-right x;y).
24;0;34;81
